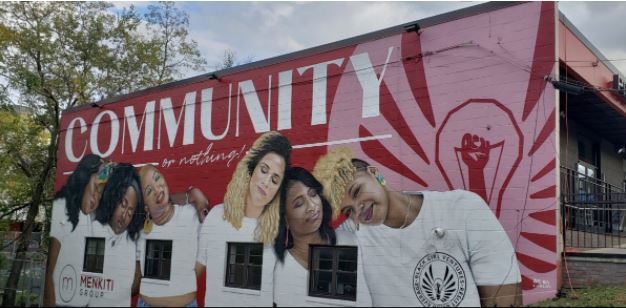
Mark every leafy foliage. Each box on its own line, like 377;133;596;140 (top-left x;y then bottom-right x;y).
0;2;207;305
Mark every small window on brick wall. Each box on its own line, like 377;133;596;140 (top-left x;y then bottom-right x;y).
309;245;358;301
225;242;263;290
144;240;172;280
83;237;105;273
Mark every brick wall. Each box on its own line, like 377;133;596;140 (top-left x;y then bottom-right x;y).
562;253;626;288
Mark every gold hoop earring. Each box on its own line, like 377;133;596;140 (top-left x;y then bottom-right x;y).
143;212;153;233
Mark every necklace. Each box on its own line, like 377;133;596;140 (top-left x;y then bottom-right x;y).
399;194;413;229
110;232;123;247
154;204;176;226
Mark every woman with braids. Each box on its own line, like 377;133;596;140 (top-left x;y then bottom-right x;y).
197;131;292;307
312;147;522;307
44;154;114;307
272;167;371;307
136;164;204;307
85;163;146;306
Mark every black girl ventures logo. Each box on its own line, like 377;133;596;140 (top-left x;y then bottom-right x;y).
413;252;466;307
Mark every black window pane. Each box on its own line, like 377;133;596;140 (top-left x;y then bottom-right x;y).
249;256;262;266
318;247;333;260
83;238;105;273
249;244;263;256
338;260;357;272
235;254;245;264
309;246;359;301
161;260;171;280
225;243;263;290
336;272;357;298
247;266;262;289
338;248;357;263
312;270;333;294
144;240;172;280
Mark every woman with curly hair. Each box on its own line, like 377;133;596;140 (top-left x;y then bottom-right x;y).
44;154;113;306
197;131;292;307
84;163;146;306
312;147;522;307
136;164;203;307
272;167;371;307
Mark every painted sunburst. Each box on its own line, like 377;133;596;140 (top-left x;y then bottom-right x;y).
327;2;557;304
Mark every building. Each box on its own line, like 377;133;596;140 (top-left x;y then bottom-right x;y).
51;2;626;306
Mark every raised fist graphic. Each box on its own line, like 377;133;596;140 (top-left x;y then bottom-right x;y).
460;133;490;170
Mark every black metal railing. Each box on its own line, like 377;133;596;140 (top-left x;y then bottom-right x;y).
561;166;626;249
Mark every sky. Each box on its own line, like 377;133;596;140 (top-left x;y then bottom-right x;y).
113;1;626;79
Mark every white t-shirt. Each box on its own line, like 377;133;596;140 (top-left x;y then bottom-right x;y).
138;204;200;298
87;223;137;307
356;190;521;307
50;198;93;307
51;198;139;307
197;204;275;307
273;230;372;307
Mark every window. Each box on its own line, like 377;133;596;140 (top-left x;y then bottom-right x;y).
83;237;105;273
309;246;358;301
225;243;263;290
144;240;172;280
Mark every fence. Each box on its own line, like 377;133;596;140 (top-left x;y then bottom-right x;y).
561;166;626;249
0;253;46;307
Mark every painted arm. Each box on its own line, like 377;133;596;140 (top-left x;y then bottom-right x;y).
44;237;61;307
460;133;490;202
195;261;206;278
478;283;523;307
170;188;210;222
132;261;141;296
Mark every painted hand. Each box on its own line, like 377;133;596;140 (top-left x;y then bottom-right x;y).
460;133;490;170
189;188;210;223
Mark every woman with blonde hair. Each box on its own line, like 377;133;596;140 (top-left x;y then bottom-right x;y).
313;147;522;307
197;131;292;307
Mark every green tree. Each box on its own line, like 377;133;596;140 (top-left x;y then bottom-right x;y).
0;2;206;305
214;48;255;71
145;1;207;84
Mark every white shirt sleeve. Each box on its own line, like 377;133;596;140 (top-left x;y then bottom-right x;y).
50;198;67;240
356;244;373;307
196;206;219;266
337;218;357;233
136;233;145;276
463;191;521;286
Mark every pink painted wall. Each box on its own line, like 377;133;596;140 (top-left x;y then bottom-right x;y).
54;2;558;306
327;2;558;304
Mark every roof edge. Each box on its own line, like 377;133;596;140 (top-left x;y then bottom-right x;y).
65;1;525;114
559;11;623;77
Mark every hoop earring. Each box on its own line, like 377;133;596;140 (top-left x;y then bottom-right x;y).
143;212;153;233
285;226;290;247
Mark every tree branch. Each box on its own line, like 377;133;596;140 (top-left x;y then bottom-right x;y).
0;203;31;220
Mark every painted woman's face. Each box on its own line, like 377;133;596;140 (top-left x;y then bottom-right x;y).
110;186;138;234
339;168;389;226
140;167;170;219
81;174;105;215
248;152;286;208
285;180;323;237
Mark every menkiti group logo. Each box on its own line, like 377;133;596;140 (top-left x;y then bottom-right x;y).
59;265;77;303
58;264;115;302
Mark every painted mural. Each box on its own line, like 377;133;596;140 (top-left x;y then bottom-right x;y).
48;2;557;307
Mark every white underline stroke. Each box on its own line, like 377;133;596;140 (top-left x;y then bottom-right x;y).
293;134;393;149
63;162;159;175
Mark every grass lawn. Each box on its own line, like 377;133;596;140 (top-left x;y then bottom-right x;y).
530;287;626;307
